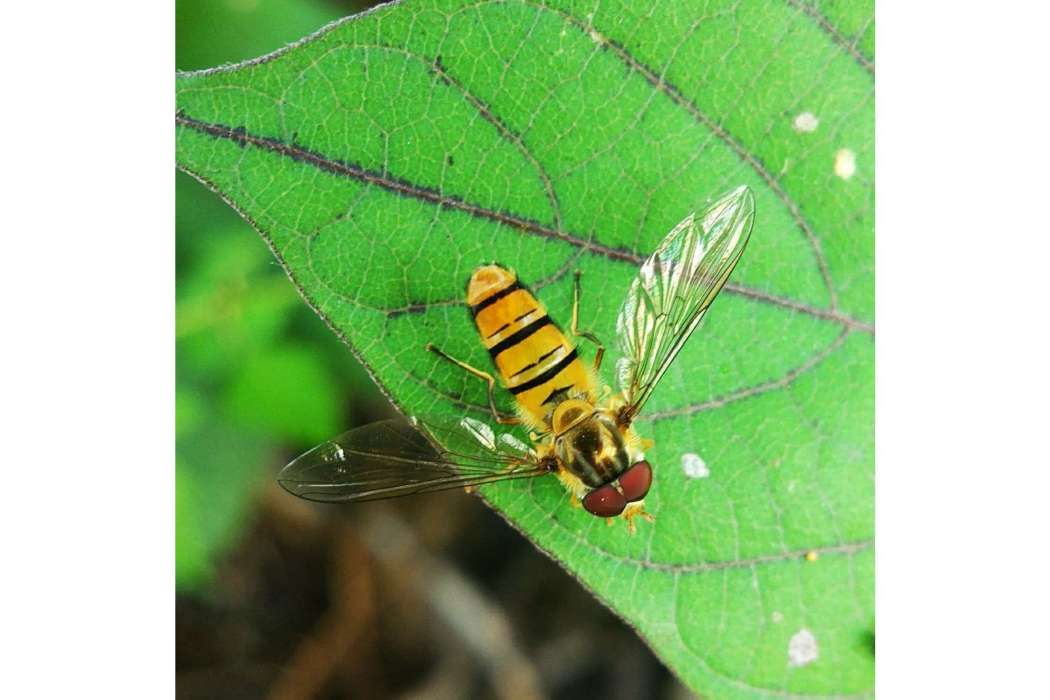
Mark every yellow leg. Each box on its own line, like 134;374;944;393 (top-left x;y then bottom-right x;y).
425;343;520;425
622;503;655;535
571;270;605;372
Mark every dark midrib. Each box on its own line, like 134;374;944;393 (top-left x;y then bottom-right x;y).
176;113;873;332
175;112;639;264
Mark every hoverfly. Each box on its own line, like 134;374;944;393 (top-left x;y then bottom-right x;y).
278;186;754;531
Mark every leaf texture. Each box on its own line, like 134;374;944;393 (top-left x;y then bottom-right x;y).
176;1;874;696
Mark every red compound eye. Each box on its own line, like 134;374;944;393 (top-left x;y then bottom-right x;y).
619;460;652;503
582;483;626;517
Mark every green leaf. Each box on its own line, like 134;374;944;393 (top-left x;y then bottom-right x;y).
175;1;874;696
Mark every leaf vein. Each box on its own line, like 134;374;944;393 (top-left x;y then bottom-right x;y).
642;327;854;422
516;0;842;311
782;0;875;74
178;113;873;332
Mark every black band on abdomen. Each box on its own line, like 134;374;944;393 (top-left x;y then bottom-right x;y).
469;280;522;317
488;316;552;359
509;347;578;395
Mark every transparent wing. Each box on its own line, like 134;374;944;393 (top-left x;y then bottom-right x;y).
616;186;755;421
277;416;550;503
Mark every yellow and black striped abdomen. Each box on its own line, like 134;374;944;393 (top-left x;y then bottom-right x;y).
467;265;594;426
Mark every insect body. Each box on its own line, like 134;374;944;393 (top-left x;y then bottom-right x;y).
279;186;755;532
459;263;652;519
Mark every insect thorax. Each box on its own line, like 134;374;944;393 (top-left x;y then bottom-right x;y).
552;400;631;488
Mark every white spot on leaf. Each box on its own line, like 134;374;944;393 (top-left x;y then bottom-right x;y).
788;628;819;667
681;453;709;479
772;611;784;624
793;112;819;133
834;149;857;179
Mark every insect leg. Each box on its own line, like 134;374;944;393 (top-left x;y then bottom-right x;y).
571;270;605;372
425;343;521;425
622;502;654;535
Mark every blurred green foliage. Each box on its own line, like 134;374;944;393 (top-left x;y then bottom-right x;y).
176;0;375;590
176;0;356;72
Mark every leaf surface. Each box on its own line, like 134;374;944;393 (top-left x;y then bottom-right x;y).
176;1;874;696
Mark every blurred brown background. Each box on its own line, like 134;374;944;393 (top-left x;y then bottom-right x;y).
176;1;688;697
